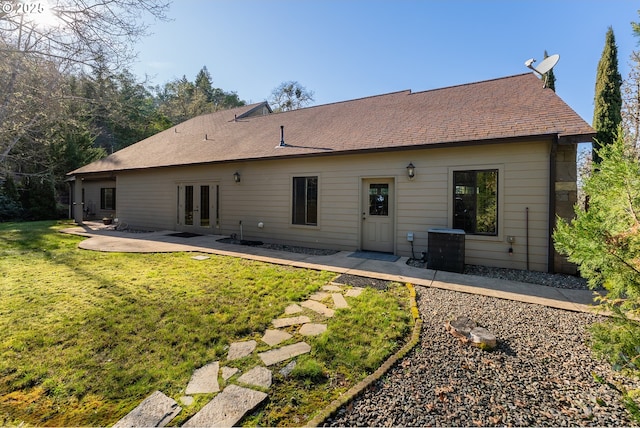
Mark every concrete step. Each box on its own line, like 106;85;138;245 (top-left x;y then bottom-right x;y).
345;287;364;297
301;300;335;317
237;366;272;389
227;340;257;361
258;341;311;366
262;329;292;346
113;390;181;428
332;292;349;309
272;315;311;328
183;384;267;427
185;361;220;395
299;323;327;336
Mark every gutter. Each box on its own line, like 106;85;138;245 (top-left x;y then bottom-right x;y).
68;133;564;177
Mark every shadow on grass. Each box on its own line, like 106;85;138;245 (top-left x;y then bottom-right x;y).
0;221;335;426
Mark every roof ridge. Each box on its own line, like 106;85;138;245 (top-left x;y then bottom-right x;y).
269;89;413;115
409;73;534;97
266;74;535;115
69;72;594;176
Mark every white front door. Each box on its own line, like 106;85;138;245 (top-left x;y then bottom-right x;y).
361;178;394;253
177;183;215;229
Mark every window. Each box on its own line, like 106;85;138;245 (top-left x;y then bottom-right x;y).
200;185;210;227
453;170;497;235
292;176;318;225
368;183;389;216
184;185;193;225
215;184;220;227
100;188;116;210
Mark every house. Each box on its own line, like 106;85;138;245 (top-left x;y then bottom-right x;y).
68;73;595;274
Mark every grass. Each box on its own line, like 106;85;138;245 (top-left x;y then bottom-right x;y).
243;284;412;426
0;221;412;426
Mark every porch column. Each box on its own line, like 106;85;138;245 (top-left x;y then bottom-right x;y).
72;176;84;225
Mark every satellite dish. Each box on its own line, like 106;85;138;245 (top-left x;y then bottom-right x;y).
524;54;560;88
535;54;560;74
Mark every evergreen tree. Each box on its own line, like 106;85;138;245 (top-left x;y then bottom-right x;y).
195;66;215;102
0;176;23;221
84;54;118;152
543;50;556;92
156;68;246;125
194;66;245;111
554;129;640;416
593;27;623;164
111;71;172;150
22;177;58;220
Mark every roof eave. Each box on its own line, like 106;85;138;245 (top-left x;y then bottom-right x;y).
558;133;595;145
68;132;581;179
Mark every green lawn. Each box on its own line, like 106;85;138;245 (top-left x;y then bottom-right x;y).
0;221;412;426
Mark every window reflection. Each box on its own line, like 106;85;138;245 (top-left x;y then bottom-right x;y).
369;184;389;216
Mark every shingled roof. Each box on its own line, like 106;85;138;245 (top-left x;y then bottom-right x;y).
70;73;594;175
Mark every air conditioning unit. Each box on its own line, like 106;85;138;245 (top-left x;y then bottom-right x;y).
427;228;465;273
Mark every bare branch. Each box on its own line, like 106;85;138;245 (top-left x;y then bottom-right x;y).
0;0;171;167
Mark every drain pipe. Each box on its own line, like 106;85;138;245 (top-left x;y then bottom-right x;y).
239;220;243;241
547;136;558;273
526;207;530;271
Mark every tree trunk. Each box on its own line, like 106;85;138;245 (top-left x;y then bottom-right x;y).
445;316;497;350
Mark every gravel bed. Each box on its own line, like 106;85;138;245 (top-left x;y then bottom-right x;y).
463;264;590;290
260;243;339;256
408;258;592;291
216;238;339;256
217;238;591;291
218;236;593;291
325;286;639;427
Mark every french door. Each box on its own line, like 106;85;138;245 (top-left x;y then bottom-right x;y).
177;183;217;229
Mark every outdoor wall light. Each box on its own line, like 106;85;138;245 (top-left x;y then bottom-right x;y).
406;162;415;180
233;171;241;183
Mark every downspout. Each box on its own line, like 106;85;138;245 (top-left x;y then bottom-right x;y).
547;135;558;273
526;207;530;271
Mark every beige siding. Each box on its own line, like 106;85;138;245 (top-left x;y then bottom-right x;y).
81;179;116;220
117;167;224;231
94;139;553;271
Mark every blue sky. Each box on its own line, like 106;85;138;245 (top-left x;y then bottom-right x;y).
133;1;639;125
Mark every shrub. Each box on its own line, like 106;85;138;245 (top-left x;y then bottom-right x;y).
554;128;640;419
0;193;23;221
22;178;57;220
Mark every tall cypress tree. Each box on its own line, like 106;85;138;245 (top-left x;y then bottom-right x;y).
593;26;622;164
543;50;556;92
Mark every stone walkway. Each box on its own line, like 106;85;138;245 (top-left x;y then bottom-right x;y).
113;283;364;427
